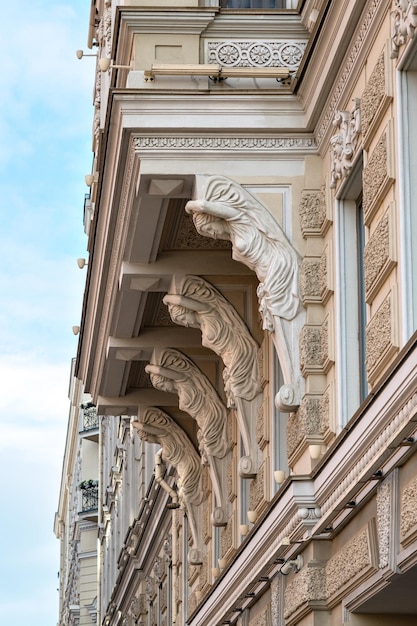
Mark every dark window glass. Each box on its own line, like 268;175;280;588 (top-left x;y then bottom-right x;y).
357;198;367;402
221;0;285;8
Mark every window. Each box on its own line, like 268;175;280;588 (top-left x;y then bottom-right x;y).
357;198;367;401
335;160;367;429
398;48;417;340
272;351;288;494
239;437;250;540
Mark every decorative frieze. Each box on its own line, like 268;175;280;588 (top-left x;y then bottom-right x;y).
391;0;417;59
366;290;399;383
300;317;334;375
364;204;397;303
362;124;395;225
326;523;378;606
400;475;417;547
361;48;392;143
207;41;307;70
299;188;330;238
330;99;361;189
316;0;385;146
134;135;317;153
283;563;326;622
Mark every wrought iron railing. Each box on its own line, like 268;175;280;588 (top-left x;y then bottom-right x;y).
81;486;99;512
81;403;99;431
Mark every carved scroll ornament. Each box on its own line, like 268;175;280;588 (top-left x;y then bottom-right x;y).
185;175;305;411
391;0;417;59
330;98;361;189
145;348;229;526
133;407;204;564
164;275;262;477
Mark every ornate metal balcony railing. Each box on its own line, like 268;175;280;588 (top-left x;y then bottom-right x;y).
81;486;99;512
81;403;99;431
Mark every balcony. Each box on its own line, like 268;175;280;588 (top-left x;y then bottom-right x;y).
79;481;99;521
80;403;99;441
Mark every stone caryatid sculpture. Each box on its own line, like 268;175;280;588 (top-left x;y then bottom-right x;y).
185;175;305;411
133;407;204;564
145;348;229;526
163;275;262;477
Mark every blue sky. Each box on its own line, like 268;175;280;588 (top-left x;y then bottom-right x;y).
0;2;94;624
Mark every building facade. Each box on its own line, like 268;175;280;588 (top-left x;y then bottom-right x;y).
56;1;417;625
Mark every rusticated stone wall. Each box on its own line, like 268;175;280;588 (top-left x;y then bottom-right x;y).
361;49;392;140
299;188;330;237
364;206;396;303
401;476;417;544
366;291;398;381
363;125;395;225
249;460;266;512
283;564;326;620
287;392;329;459
300;247;332;305
326;527;371;599
300;318;333;375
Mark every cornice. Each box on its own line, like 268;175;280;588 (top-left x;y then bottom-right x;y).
188;482;306;626
89;136;139;398
118;8;217;34
311;339;417;531
314;0;391;149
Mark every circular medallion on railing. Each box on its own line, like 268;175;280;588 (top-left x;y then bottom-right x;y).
216;43;241;66
277;43;304;69
248;43;273;66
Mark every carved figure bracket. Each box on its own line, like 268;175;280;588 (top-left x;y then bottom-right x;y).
133;407;205;564
145;348;230;526
164;275;262;477
185;175;305;411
